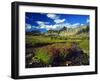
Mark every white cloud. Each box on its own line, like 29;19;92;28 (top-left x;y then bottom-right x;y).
36;21;50;29
39;24;55;30
81;24;84;26
39;23;66;30
36;20;63;30
62;23;71;28
37;21;49;25
54;19;65;23
47;13;58;19
47;13;66;24
25;24;32;30
70;23;80;28
36;20;80;30
37;21;43;25
39;22;80;30
45;25;55;30
38;24;59;30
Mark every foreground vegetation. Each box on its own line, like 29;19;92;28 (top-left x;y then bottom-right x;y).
26;33;89;68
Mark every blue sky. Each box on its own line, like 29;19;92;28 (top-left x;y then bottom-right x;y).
25;12;89;32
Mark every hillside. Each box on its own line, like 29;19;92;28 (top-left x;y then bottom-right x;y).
44;25;89;37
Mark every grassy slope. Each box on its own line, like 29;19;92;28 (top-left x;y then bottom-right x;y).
26;35;89;54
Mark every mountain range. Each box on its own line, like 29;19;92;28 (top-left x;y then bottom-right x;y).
26;25;89;36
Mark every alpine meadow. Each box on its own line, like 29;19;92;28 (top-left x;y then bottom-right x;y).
25;12;90;68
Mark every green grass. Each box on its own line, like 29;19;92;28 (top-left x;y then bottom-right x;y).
26;35;84;46
79;39;89;55
26;35;89;66
34;48;52;64
26;35;68;46
26;35;89;53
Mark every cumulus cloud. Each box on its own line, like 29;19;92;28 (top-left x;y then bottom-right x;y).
37;24;56;30
71;23;80;27
44;24;64;30
25;24;32;30
45;25;57;30
36;20;62;30
54;19;65;24
81;24;84;26
36;21;50;28
37;21;49;25
47;13;58;19
37;21;44;25
36;21;59;30
36;18;80;30
62;23;71;28
37;22;80;30
47;13;66;25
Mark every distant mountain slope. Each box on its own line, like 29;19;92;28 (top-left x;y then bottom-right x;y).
46;25;89;36
26;25;89;36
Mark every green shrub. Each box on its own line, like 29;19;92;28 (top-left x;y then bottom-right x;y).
79;39;89;55
34;48;52;65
